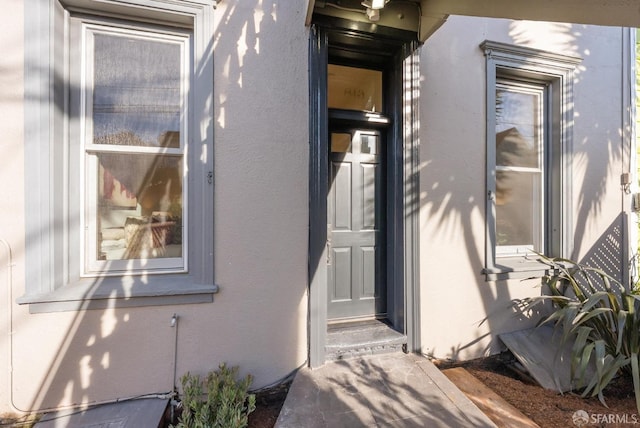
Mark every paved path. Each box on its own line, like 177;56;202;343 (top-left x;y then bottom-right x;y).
275;353;497;427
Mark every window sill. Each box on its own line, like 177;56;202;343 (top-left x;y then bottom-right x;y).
17;274;219;313
483;257;550;281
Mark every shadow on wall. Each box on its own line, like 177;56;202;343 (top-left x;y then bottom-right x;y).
17;0;307;414
578;213;629;285
419;19;627;361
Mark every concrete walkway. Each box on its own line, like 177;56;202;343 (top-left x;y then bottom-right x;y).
275;353;497;428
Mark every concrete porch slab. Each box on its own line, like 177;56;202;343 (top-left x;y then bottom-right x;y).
275;353;497;428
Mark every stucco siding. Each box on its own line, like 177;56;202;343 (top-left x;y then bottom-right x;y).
418;15;631;361
0;0;25;414
0;2;633;415
0;0;309;414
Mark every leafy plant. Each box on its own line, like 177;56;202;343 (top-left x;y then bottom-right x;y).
171;363;256;428
525;254;640;412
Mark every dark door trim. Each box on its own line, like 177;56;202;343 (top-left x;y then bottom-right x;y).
308;23;420;367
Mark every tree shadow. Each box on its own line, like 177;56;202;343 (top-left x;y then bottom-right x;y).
418;17;627;361
11;0;308;415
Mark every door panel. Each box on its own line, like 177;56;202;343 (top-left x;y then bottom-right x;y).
328;129;386;320
332;247;352;301
331;160;352;230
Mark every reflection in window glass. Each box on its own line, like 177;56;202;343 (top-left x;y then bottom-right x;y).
84;25;187;272
328;64;382;112
495;83;544;254
97;153;183;260
359;133;378;155
93;34;181;148
331;133;352;153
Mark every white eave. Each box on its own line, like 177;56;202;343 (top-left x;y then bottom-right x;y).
307;0;640;42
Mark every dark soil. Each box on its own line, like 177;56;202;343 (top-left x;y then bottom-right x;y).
436;352;639;428
248;353;639;428
247;381;291;428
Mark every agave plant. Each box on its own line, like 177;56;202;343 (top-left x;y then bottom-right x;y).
526;254;640;412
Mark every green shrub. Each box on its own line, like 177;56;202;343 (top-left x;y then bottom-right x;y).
172;363;256;428
524;254;640;411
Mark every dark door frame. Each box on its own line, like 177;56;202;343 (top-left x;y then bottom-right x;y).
308;20;421;367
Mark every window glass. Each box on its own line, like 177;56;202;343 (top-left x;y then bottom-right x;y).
331;133;352;153
93;34;182;148
359;132;379;155
96;153;183;261
84;24;188;274
328;64;382;112
495;83;544;255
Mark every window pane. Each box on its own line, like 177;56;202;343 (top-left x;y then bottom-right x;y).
495;170;542;249
93;33;181;148
328;64;382;112
97;153;183;261
359;132;378;155
331;133;351;153
496;88;541;168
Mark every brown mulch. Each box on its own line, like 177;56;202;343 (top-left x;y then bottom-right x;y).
248;352;640;428
436;352;639;428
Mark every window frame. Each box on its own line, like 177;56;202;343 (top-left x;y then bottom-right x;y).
481;40;581;281
494;79;546;257
20;0;217;312
78;20;190;275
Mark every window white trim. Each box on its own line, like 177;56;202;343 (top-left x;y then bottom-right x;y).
79;21;190;275
21;0;217;311
494;80;545;258
481;40;581;281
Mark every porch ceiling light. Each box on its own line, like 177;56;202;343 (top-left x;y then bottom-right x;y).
362;0;387;9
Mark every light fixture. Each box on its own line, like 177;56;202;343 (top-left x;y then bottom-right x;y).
361;0;388;21
361;0;387;10
365;7;380;21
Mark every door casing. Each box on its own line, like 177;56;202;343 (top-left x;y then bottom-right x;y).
308;20;421;367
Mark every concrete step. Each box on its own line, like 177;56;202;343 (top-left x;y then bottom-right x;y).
326;320;407;361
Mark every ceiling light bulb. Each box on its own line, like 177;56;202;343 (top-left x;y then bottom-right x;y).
362;0;386;10
366;7;380;20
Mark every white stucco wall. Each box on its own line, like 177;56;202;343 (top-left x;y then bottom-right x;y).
0;0;25;415
418;15;631;361
0;0;309;414
0;1;633;415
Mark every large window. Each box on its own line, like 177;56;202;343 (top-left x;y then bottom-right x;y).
79;21;189;275
21;0;217;311
481;41;581;280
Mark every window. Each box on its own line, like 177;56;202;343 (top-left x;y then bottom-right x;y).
481;41;581;280
495;80;545;257
21;0;217;311
80;22;188;275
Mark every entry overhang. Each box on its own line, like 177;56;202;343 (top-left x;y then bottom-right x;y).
307;0;640;43
422;0;640;30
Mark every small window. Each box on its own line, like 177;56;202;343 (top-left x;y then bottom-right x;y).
495;81;545;257
481;41;581;280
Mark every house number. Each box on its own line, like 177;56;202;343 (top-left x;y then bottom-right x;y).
344;88;365;99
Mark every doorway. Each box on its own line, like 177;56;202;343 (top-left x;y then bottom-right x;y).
308;22;421;366
328;121;387;321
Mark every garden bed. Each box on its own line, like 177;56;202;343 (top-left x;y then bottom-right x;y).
436;352;639;427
